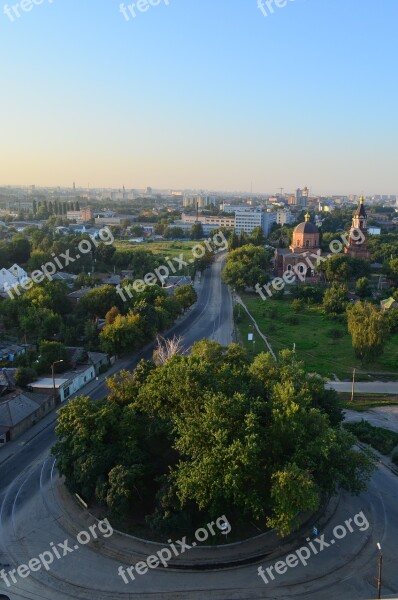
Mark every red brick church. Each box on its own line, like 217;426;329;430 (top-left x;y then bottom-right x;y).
344;196;371;260
274;212;324;278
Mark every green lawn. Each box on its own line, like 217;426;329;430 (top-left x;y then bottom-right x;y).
344;420;398;455
115;240;197;261
235;294;398;379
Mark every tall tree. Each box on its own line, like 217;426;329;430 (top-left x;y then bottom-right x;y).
347;302;388;363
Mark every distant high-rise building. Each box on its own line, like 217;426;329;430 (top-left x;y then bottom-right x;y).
296;187;310;207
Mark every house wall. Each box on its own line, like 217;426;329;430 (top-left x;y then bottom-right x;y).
7;396;55;441
60;366;95;401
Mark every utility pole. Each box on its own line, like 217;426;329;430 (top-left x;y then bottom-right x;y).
377;543;383;599
351;368;356;403
52;360;64;405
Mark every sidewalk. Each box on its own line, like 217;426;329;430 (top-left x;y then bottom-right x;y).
0;362;117;467
326;381;398;395
233;292;277;360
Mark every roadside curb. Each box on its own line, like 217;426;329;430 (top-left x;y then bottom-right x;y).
50;470;341;571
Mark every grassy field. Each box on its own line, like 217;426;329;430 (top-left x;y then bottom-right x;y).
115;240;198;261
337;393;398;411
235;293;398;380
344;420;398;455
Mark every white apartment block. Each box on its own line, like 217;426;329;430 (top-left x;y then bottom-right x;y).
276;208;295;226
220;203;254;214
181;213;235;228
234;210;277;237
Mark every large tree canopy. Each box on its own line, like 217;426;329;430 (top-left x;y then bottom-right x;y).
53;341;374;537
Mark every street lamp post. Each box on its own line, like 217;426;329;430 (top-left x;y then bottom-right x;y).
377;542;383;599
52;360;64;405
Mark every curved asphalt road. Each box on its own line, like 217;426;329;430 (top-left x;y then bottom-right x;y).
1;254;398;600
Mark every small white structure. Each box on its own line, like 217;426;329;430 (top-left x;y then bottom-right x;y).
0;264;28;292
28;365;95;403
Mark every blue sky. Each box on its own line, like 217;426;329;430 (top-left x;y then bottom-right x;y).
0;0;397;194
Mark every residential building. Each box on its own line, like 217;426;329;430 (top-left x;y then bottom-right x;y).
180;213;235;228
0;344;25;363
87;351;110;376
28;364;96;403
183;194;213;209
220;203;253;214
163;276;193;295
67;288;92;305
276;208;295;226
0;392;54;444
0;265;29;293
66;208;93;222
234;209;277;237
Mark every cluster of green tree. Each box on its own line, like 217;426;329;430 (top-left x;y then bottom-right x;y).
53;342;374;537
0;280;71;341
368;233;398;263
29;199;81;220
99;284;197;355
0;272;197;357
0;228;113;275
0;236;31;265
14;340;70;386
321;285;394;363
318;254;371;283
228;227;267;250
320;208;360;234
222;244;272;291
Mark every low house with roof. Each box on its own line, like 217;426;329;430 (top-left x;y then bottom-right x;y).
67;287;92;306
0;368;16;395
163;276;193;295
28;364;96;403
87;351;110;375
0;343;25;364
0;391;54;444
0;264;28;293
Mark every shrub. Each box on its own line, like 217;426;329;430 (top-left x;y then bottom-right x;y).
344;420;398;455
291;299;304;313
15;367;37;387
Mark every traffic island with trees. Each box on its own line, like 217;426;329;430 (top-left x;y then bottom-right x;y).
52;341;374;540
